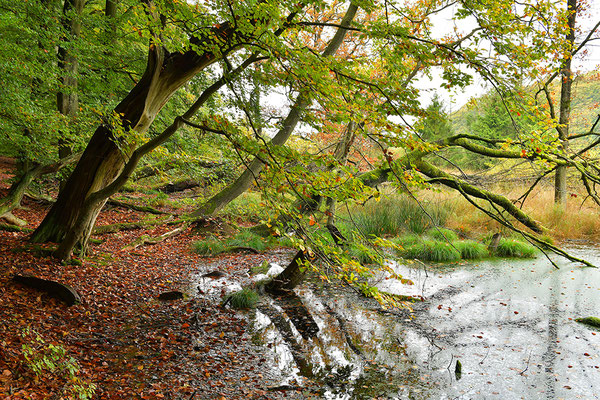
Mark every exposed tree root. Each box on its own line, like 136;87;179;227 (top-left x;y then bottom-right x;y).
0;223;33;233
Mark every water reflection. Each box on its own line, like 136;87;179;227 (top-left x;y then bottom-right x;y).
251;247;600;399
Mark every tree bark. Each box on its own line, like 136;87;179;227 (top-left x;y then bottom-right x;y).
0;153;81;224
32;21;237;246
554;0;576;206
191;3;359;217
265;250;312;294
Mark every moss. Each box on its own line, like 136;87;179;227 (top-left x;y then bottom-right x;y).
575;317;600;329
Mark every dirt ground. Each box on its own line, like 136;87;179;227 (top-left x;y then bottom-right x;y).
0;164;308;399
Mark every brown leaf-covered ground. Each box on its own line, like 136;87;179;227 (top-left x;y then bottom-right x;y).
0;160;305;400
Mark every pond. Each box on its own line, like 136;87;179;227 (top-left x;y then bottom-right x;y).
248;246;600;399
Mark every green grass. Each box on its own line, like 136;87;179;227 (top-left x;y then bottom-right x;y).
426;227;459;242
224;230;267;252
453;240;488;260
226;288;260;309
346;195;454;238
192;238;226;256
193;229;293;256
390;234;421;248
494;238;537;258
398;239;461;262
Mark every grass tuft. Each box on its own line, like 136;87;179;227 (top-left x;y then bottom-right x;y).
225;231;267;252
349;244;383;265
399;239;461;262
346;195;454;237
453;240;488;260
494;238;537;258
226;288;260;309
426;227;459;242
192;237;226;256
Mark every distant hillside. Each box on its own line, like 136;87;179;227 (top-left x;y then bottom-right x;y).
451;72;600;137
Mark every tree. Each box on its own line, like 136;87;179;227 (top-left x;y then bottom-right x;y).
30;0;262;245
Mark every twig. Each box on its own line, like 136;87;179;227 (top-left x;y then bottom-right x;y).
519;349;532;375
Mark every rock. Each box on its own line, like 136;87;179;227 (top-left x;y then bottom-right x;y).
201;271;226;279
158;290;184;301
12;274;81;306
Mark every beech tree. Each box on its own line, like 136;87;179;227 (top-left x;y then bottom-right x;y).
30;0;284;245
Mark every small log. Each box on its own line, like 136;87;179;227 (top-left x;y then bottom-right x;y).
201;271;226;279
121;223;189;251
157;179;200;193
93;216;173;235
158;290;184;301
12;274;81;306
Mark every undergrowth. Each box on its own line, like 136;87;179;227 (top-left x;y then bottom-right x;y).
344;195;454;237
225;289;260;309
494;238;537;258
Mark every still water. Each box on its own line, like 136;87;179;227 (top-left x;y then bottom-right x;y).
250;247;600;399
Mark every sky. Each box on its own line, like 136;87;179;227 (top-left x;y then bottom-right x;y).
421;0;600;111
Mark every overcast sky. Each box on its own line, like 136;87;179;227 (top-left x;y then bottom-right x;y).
421;0;600;111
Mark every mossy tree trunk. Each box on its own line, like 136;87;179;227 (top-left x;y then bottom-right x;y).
52;52;261;260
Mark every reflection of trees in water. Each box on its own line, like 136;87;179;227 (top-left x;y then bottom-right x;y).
542;271;559;400
256;286;433;399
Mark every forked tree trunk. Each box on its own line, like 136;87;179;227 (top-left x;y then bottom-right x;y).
31;23;235;245
52;52;261;259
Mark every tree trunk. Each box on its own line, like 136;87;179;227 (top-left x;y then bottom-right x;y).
32;22;235;244
554;0;576;206
191;3;359;217
0;153;81;224
57;0;85;166
265;250;312;294
51;51;261;259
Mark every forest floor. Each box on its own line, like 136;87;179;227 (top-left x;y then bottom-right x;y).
0;160;310;399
